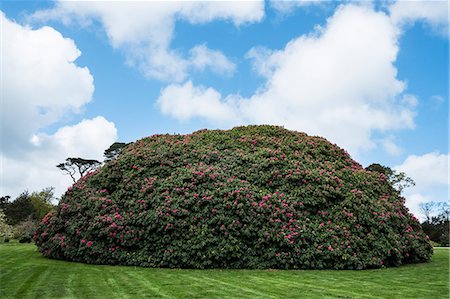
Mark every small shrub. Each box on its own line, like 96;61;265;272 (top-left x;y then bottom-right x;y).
19;236;32;243
35;126;432;269
431;240;443;247
14;219;36;243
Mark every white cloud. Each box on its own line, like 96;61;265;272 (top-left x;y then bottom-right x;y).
400;94;419;108
1;117;117;199
157;4;417;156
395;152;449;190
246;46;277;78
404;193;432;221
31;1;263;81
157;81;240;124
35;117;118;160
395;151;449;220
0;13;117;199
381;135;403;156
430;95;445;109
1;11;94;155
270;0;323;13
430;95;445;104
189;44;236;75
389;0;449;37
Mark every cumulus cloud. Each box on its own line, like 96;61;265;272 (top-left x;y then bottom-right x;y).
394;152;449;220
1;11;94;155
245;46;277;78
158;4;417;156
31;1;263;81
0;13;117;199
389;0;449;37
395;152;449;191
189;44;236;75
381;135;403;156
157;81;240;124
404;193;434;221
270;0;323;13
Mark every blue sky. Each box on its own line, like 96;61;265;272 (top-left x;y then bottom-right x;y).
1;1;448;218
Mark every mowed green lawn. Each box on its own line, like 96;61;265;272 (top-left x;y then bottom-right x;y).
0;243;448;299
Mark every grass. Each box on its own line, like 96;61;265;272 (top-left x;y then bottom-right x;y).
0;243;448;298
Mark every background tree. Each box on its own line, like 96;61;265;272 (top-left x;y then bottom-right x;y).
438;202;450;222
365;163;415;193
0;188;56;225
1;191;34;225
104;142;128;162
0;196;10;205
57;157;101;183
0;188;56;242
30;187;55;221
419;202;435;224
419;201;449;247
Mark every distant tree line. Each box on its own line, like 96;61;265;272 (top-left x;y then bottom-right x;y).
0;188;55;243
419;202;449;247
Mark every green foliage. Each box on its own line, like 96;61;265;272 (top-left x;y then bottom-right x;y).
104;142;128;162
419;202;449;247
30;188;55;221
422;215;449;247
430;240;441;247
0;188;55;225
0;191;34;225
35;126;432;269
439;227;449;246
0;188;55;242
13;218;36;243
0;196;11;205
0;209;13;242
365;163;415;193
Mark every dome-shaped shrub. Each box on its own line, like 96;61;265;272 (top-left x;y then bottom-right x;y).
35;126;432;269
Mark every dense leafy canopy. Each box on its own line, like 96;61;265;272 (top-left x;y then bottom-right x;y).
35;126;432;269
1;192;35;226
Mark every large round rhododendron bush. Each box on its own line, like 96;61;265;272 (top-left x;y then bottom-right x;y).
35;126;432;269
